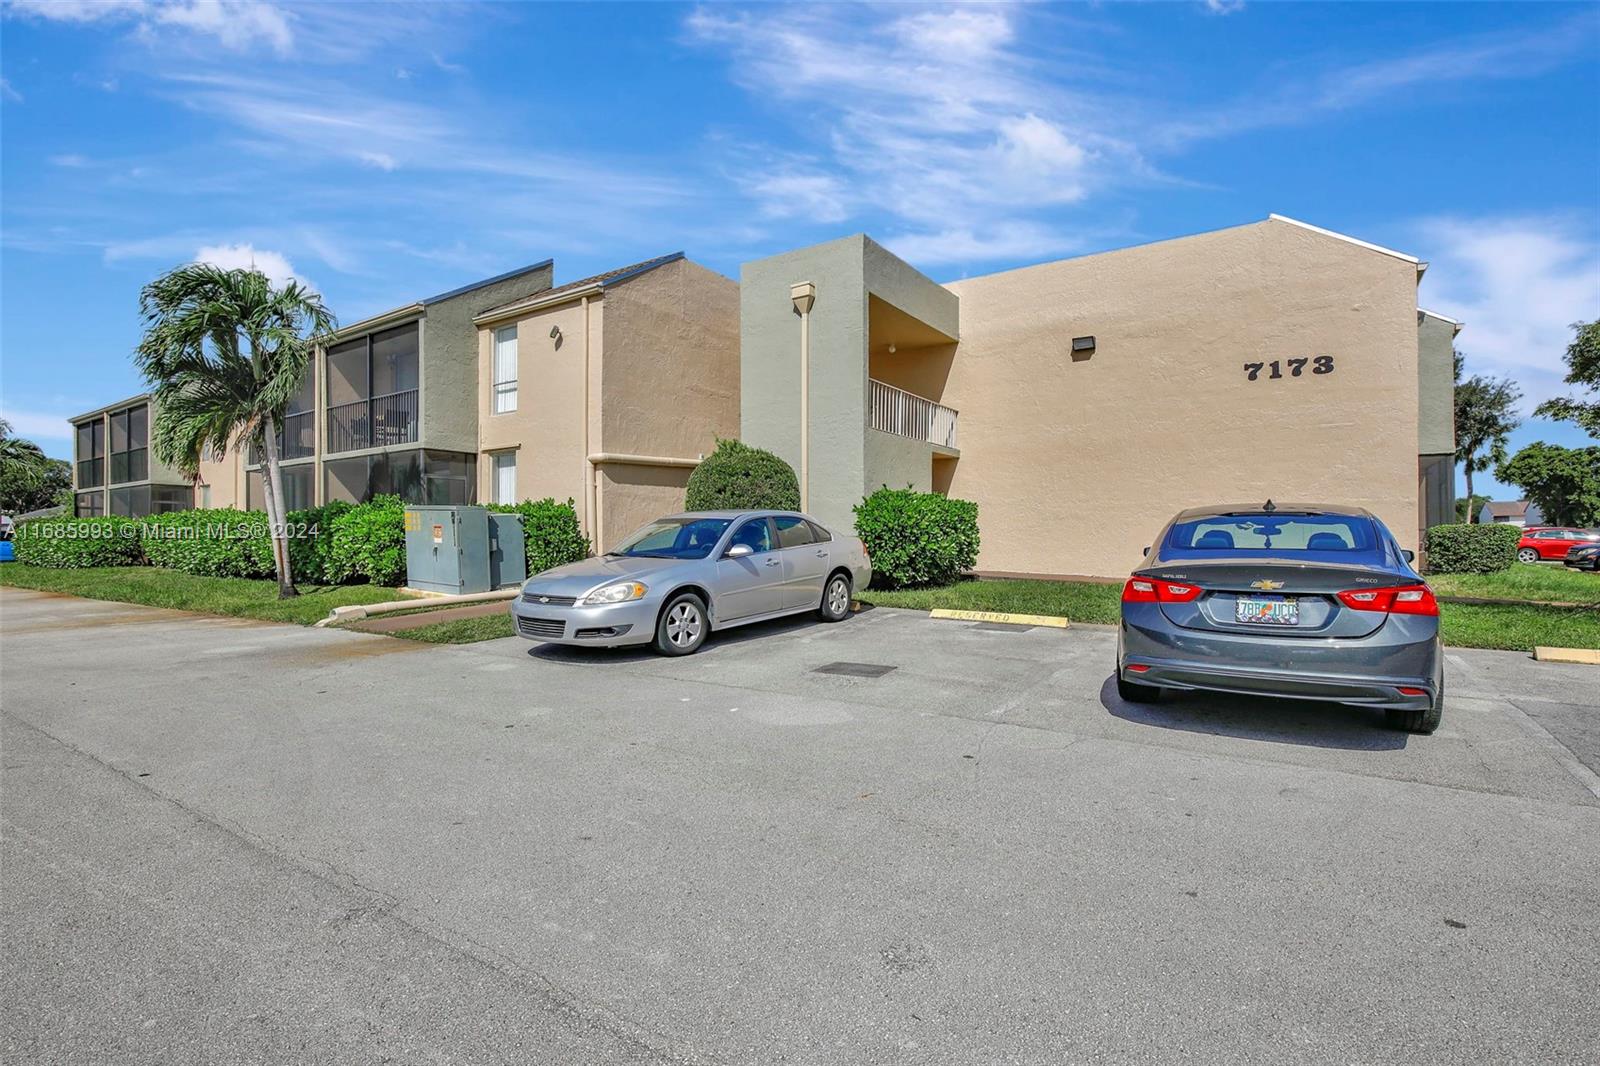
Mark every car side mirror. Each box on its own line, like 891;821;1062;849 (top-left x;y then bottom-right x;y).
725;543;753;559
1401;549;1416;563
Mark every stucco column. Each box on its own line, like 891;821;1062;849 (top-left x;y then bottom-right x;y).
790;282;815;511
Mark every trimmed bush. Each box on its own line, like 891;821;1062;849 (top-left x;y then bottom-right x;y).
327;495;407;587
486;498;589;576
684;439;800;512
13;516;146;569
138;508;273;578
853;487;979;589
287;500;352;585
1424;523;1521;574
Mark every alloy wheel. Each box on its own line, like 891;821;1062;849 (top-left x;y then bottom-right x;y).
828;577;850;616
667;602;703;648
1518;548;1539;564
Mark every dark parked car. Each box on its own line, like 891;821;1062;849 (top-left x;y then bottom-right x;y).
1564;543;1600;572
1118;502;1443;734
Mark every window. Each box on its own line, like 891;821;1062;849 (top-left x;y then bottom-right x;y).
1166;514;1379;554
110;485;150;516
322;450;475;506
612;517;733;560
246;466;315;512
491;452;517;505
493;325;518;413
152;486;191;513
108;405;148;484
729;518;774;554
774;515;815;549
806;520;832;543
75;491;104;517
75;420;105;489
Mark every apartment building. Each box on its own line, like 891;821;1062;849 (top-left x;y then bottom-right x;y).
741;215;1457;577
68;394;193;517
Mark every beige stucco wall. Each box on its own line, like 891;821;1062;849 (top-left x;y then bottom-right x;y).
195;443;245;509
942;218;1422;578
476;298;601;517
595;464;694;554
598;259;740;462
864;428;933;495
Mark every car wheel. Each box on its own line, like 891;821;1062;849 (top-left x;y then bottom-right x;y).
1385;695;1444;735
819;573;852;622
1517;547;1539;564
1116;675;1162;704
654;593;708;656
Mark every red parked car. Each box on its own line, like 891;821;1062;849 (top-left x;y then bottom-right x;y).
1516;526;1600;563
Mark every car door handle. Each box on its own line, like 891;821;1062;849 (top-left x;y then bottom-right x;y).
765;559;781;567
814;550;827;557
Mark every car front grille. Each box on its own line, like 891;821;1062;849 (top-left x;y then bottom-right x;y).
521;592;577;607
517;616;566;639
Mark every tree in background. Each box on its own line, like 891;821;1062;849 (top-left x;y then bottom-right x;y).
0;418;71;514
1533;320;1600;437
1454;493;1491;523
1496;442;1600;528
1452;351;1522;521
135;265;335;598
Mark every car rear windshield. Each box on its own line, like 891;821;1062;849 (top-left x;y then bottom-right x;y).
611;517;733;560
1165;513;1380;554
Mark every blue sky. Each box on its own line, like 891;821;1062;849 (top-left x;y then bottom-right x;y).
2;1;1597;499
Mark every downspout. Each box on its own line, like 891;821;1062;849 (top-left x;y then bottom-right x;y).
790;282;816;512
582;293;597;544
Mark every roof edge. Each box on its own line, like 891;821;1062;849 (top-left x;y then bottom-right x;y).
1267;214;1421;265
422;257;554;306
70;392;152;424
473;252;685;325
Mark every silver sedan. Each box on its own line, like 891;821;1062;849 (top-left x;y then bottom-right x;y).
510;510;872;655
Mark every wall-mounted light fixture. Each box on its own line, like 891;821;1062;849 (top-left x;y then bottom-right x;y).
550;324;563;350
1072;336;1095;353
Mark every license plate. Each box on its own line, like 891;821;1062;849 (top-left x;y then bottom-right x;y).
1235;596;1298;626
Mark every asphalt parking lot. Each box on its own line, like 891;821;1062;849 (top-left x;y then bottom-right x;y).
3;586;1598;1065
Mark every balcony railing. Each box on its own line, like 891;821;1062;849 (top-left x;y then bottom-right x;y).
868;378;958;451
250;410;315;465
326;388;419;454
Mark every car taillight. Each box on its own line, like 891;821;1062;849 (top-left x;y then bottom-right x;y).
1122;577;1203;603
1336;584;1438;617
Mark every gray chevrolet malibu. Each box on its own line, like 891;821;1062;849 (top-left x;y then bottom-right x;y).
1118;502;1444;733
511;510;872;655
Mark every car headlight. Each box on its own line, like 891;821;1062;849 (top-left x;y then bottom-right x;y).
581;581;648;605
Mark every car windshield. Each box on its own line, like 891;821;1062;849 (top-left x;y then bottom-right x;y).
609;517;733;560
1166;513;1380;554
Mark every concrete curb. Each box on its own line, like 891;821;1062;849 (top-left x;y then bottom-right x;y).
316;588;519;628
1532;646;1600;665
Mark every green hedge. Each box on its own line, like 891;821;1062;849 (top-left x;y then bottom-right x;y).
486;498;589;576
853;487;979;589
327;495;407;587
1424;523;1521;574
684;439;800;512
12;516;146;569
134;501;352;583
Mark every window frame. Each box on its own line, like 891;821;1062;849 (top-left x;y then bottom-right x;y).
490;451;517;505
492;324;519;415
773;515;816;549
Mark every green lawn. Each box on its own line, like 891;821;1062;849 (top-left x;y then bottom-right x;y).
1427;562;1599;605
389;614;517;644
858;576;1599;652
0;564;406;626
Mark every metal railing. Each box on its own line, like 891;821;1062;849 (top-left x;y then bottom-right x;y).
250;410;315;465
868;378;959;451
326;389;418;454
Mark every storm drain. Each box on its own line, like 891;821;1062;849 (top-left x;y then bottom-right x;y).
814;661;897;678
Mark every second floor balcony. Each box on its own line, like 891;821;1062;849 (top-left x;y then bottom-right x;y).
249;409;315;466
327;388;419;454
868;379;958;452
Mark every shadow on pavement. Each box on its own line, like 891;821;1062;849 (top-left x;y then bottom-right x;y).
527;609;843;665
1097;675;1408;751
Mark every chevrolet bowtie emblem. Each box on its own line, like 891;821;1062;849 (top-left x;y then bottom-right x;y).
539;596;550;603
1250;579;1284;591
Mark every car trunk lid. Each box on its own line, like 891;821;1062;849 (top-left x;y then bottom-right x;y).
1136;559;1413;638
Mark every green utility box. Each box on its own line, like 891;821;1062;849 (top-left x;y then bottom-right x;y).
404;506;527;594
487;511;526;590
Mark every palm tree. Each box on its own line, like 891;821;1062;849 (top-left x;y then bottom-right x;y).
135;264;335;597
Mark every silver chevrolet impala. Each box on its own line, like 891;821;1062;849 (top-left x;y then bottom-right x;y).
511;510;872;655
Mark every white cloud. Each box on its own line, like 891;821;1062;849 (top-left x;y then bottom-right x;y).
0;408;75;443
0;76;21;102
1417;215;1600;410
8;0;293;53
1203;0;1246;15
49;153;92;168
357;150;398;171
195;242;309;289
882;221;1086;268
747;172;851;224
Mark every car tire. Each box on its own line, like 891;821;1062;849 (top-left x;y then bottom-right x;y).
819;572;852;622
654;592;708;656
1517;548;1539;564
1385;695;1444;735
1116;675;1162;704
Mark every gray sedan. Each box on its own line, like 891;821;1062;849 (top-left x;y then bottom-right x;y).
511;510;872;655
1118;503;1445;733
